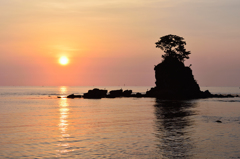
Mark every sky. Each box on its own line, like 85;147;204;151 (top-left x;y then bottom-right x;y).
0;0;240;86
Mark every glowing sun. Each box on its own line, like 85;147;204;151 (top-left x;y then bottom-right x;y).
59;56;69;65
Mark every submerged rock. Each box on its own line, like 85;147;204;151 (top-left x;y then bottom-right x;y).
67;94;82;98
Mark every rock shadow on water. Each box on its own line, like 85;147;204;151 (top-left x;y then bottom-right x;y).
154;99;197;158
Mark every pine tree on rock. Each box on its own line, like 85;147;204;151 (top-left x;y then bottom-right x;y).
155;34;191;62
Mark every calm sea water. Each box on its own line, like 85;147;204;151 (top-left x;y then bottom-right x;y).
0;86;240;158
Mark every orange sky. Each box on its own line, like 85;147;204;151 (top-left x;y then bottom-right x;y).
1;0;240;86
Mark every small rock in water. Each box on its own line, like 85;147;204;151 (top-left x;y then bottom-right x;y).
109;89;123;97
216;120;222;123
83;88;107;99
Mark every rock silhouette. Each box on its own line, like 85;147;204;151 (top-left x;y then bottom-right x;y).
83;88;107;99
108;89;123;98
146;35;213;99
123;90;132;97
146;57;207;99
106;89;133;98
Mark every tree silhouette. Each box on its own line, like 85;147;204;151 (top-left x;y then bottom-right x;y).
155;34;191;62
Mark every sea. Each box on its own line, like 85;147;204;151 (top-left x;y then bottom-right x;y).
0;86;240;159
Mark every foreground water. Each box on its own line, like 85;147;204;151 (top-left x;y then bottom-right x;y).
0;86;240;158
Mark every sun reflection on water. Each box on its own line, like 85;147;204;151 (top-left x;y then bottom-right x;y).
59;98;69;134
57;86;74;156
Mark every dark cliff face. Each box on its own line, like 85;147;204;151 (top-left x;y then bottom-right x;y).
147;57;201;99
155;57;200;92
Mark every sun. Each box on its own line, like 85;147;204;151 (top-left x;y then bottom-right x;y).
59;56;69;65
